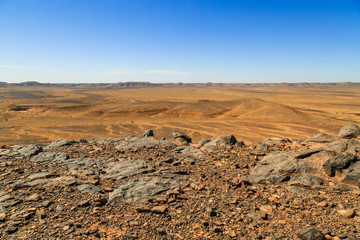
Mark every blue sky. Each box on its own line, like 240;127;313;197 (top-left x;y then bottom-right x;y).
0;0;359;83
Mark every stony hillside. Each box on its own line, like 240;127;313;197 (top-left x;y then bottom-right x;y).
0;124;360;239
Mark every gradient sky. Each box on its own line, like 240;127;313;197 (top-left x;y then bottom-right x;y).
0;0;359;83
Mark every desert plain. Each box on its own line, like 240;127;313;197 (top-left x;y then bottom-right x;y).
1;82;360;145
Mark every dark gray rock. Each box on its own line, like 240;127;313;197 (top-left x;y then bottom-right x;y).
31;152;69;163
323;153;357;177
143;129;154;137
78;200;91;207
289;175;324;187
77;184;100;194
303;133;337;143
169;131;192;143
8;144;42;158
101;159;154;180
296;227;324;240
341;161;360;186
251;150;320;176
338;124;360;139
201;135;237;150
109;176;183;203
45;139;77;149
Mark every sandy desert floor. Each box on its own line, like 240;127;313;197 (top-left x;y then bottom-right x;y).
1;84;360;145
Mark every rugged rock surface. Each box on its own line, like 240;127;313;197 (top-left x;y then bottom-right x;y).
338;124;360;139
0;125;360;239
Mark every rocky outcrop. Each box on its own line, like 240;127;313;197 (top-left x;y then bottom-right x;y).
338;124;360;139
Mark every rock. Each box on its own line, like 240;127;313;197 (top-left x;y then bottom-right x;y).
156;227;167;235
169;131;192;144
151;205;167;214
0;212;6;222
45;139;77;149
289;175;324;187
341;161;360;186
109;176;183;203
296;227;325;240
8;144;42;158
323;153;357;177
5;226;18;234
173;146;205;157
78;200;91;207
201;135;237;150
338;209;355;218
27;172;56;181
338;124;360;139
101;159;154;180
0;194;14;202
42;200;53;207
26;193;40;201
247;212;261;221
78;138;88;143
31;152;69;163
77;184;101;194
206;207;217;217
143;129;154;137
303;133;337;143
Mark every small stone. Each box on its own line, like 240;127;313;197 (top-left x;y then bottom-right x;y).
206;207;217;217
259;205;273;215
5;226;18;234
0;212;6;222
129;221;140;226
228;229;237;238
26;193;40;201
151;205;167;214
135;205;151;213
93;198;107;207
296;227;325;240
37;209;47;219
42;200;53;208
259;210;268;220
78;200;91;207
157;227;167;235
338;209;355;218
103;187;114;192
56;205;64;211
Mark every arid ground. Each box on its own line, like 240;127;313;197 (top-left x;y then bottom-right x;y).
1;83;360;145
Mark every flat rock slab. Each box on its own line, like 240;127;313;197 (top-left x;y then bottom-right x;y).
77;184;101;194
30;152;69;163
115;136;176;150
7;145;42;158
109;176;183;203
303;133;337;143
44;139;77;149
102;159;154;180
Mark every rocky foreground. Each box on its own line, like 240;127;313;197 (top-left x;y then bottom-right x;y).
0;124;360;239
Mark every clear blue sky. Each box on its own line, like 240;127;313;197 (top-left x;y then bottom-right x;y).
0;0;359;83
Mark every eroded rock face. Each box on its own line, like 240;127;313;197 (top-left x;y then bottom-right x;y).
101;160;154;180
31;152;69;163
44;139;77;149
201;135;237;150
338;124;360;139
7;144;42;158
116;136;176;150
303;133;337;143
109;176;183;203
323;153;357;177
169;131;192;144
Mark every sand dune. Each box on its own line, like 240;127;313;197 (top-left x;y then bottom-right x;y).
1;84;359;145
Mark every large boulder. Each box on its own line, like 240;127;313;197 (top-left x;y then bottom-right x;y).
143;129;154;137
323;153;357;177
169;131;192;144
338;124;360;139
201;135;237;150
303;133;337;143
341;161;360;186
